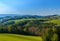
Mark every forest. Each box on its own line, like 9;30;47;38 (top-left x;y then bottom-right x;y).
0;15;60;41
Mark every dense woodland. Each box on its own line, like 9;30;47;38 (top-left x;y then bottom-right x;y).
0;15;60;41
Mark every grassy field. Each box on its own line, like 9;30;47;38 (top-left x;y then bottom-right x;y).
0;33;43;41
46;19;60;26
3;18;49;23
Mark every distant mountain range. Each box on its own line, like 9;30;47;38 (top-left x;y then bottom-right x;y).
0;14;59;18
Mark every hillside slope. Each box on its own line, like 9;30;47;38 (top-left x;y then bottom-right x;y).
0;34;43;41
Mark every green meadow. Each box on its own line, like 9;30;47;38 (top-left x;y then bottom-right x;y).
0;34;43;41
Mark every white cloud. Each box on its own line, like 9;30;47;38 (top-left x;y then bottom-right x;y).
17;8;60;16
30;8;60;16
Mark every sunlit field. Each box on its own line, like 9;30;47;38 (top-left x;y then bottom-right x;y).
0;33;43;41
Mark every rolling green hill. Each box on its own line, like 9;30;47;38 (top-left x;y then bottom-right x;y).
46;19;60;26
0;15;60;41
0;33;43;41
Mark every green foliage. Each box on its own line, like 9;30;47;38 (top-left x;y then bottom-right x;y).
0;15;60;41
51;33;58;41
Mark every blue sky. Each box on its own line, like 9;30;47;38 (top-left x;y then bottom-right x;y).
0;0;60;15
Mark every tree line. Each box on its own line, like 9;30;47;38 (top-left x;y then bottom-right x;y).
0;19;60;41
